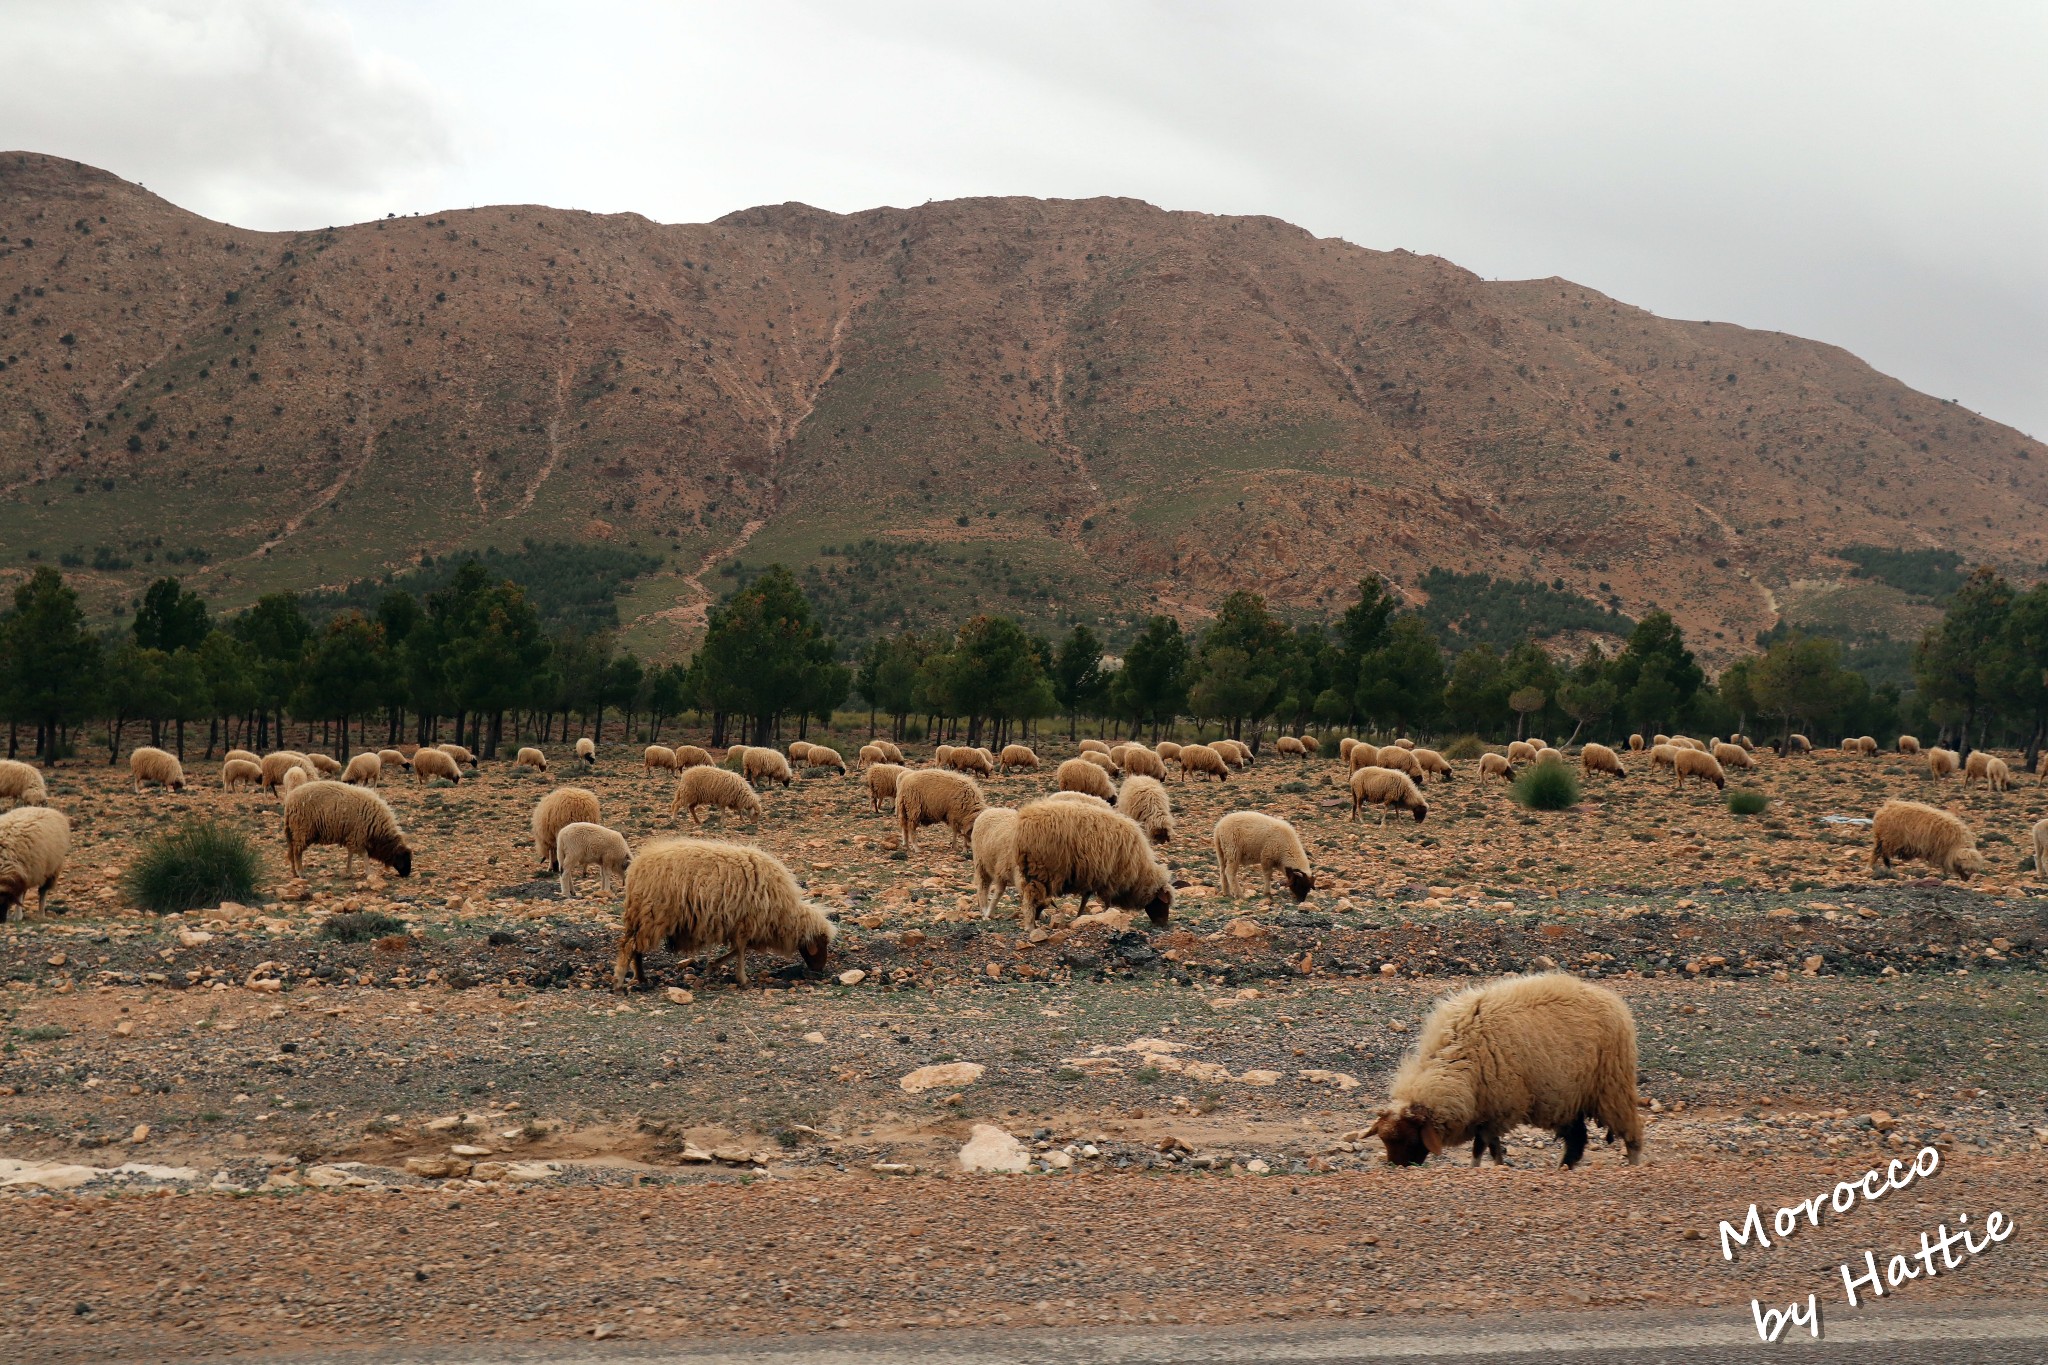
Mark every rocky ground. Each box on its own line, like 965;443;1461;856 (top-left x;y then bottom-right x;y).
3;738;2045;1361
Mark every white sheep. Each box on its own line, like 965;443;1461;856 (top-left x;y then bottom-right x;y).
0;806;69;919
129;746;186;794
556;821;632;899
1213;811;1311;902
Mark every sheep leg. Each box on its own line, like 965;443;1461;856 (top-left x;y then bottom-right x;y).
559;868;574;899
612;941;643;990
730;943;749;987
1557;1115;1590;1169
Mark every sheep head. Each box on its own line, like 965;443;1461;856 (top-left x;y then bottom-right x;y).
1285;868;1313;903
370;834;414;878
1409;800;1429;823
798;912;838;974
1143;883;1173;925
1370;1103;1444;1166
1953;847;1989;880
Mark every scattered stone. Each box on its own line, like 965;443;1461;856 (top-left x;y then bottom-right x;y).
957;1124;1032;1174
665;987;695;1005
837;969;867;986
900;1062;984;1093
1243;1158;1271;1175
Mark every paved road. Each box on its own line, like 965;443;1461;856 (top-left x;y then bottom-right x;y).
263;1302;2048;1364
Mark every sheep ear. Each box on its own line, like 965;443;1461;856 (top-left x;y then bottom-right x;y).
1420;1121;1444;1156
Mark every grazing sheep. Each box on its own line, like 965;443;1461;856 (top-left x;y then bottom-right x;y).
1347;743;1382;771
1411;748;1454;782
1870;799;1988;881
1010;800;1172;931
1351;767;1429;824
875;740;905;764
1057;758;1116;801
946;746;996;778
221;758;261;791
1669;736;1704;752
1839;739;1861;756
1390;737;1416;751
379;748;412;773
673;745;713;769
280;767;313;799
864;763;906;814
857;743;888;768
1535;747;1566;766
1080;749;1119;774
1120;747;1168;780
1078;739;1112;757
1213;811;1311;902
934;743;957;767
515;746;549;771
1963;750;1994;787
555;821;631;899
1648;744;1679;775
260;751;314;793
1652;734;1671;748
411;747;463;784
1212;739;1251;769
1338;737;1358;762
1580;743;1626;780
1370;972;1642;1169
970;807;1022;917
224;748;260;766
1857;735;1879;755
302;753;341;777
613;839;834;988
1478;752;1512;782
1711;741;1753;771
129;746;186;794
1114;774;1175;845
1506;740;1537;766
282;782;413;880
0;759;48;808
1275;736;1307;757
897;769;986;854
1374;745;1422;778
1299;735;1320;754
438;743;477;769
1177;744;1231;783
1154;741;1183;763
644;744;679;773
787;740;816;766
1898;735;1922;755
670;766;765;826
803;745;848;775
1042;791;1112;808
1786;734;1812;754
341;752;384;786
1628;734;1645;751
2032;818;2048;880
1986;757;2013;792
0;806;69;920
738;746;794;789
1107;743;1135;768
531;787;601;873
574;737;596;766
1927;747;1960;780
1673;748;1726;791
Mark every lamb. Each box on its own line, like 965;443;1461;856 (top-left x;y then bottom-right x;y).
221;758;261;791
1673;748;1726;791
411;747;463;784
1373;745;1421;778
1114;774;1175;845
1009;800;1173;931
341;752;384;786
1154;740;1183;763
555;821;631;899
672;745;713;769
515;746;549;771
129;746;187;794
1078;739;1112;757
1478;752;1512;782
1120;747;1168;780
304;753;343;777
1275;736;1307;757
1711;741;1752;771
1411;748;1454;782
934;743;957;767
857;743;889;768
1927;747;1959;780
0;806;69;920
1370;972;1643;1169
874;740;905;764
737;746;793;789
224;748;260;766
2032;818;2048;880
1213;811;1311;902
1347;742;1382;771
1869;799;1988;881
864;763;906;813
1961;752;2012;792
281;767;313;799
1351;766;1429;824
897;769;986;854
644;744;679;773
670;765;765;826
0;759;48;808
282;782;413;879
438;742;477;769
574;737;596;767
970;807;1022;916
1898;735;1922;755
1506;740;1538;766
378;748;412;774
803;745;848;775
1338;737;1358;762
1079;749;1119;774
613;838;834;988
1628;734;1645;751
1056;758;1116;801
1986;757;2012;792
1176;744;1230;783
1580;743;1626;780
531;786;601;873
260;751;314;793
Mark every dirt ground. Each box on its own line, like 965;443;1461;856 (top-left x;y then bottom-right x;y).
3;738;2045;1360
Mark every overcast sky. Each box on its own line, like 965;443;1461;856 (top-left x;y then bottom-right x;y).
7;0;2044;435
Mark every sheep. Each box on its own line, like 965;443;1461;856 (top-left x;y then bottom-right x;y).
1114;774;1174;845
1786;733;1812;754
574;737;596;767
1080;749;1119;774
224;747;260;766
864;763;906;814
341;752;384;786
934;743;957;767
438;742;477;769
944;746;995;778
301;753;340;777
1478;752;1512;782
515;746;548;771
281;767;313;799
1298;735;1320;754
260;751;313;793
644;744;679;773
1057;758;1116;801
787;740;816;766
1120;747;1168;780
1506;740;1537;766
1986;757;2013;792
875;740;905;764
1374;745;1422;778
1858;735;1879;755
1652;733;1671;748
1370;972;1643;1169
1648;744;1679;775
897;769;986;854
613;838;834;989
2032;818;2048;880
555;821;631;900
1351;766;1428;824
1927;747;1959;780
1212;739;1251;769
670;765;765;826
1711;741;1752;771
857;743;889;768
1391;737;1417;751
1275;736;1307;757
1213;811;1311;902
673;745;713;769
1628;734;1645;751
1673;748;1726;791
129;746;186;794
1580;743;1626;780
738;746;793;789
531;787;601;873
1410;748;1454;782
282;782;413;880
1010;800;1172;931
0;759;48;808
1963;750;1993;787
221;758;261;791
1670;736;1704;752
378;748;412;775
1898;735;1922;755
411;747;463;784
1346;742;1382;771
803;745;847;775
2036;752;2048;787
1078;739;1112;757
1177;744;1230;783
970;807;1022;916
1870;799;1988;881
1042;791;1112;808
1338;737;1358;762
1535;746;1566;766
1107;743;1135;768
0;806;69;920
1154;740;1183;763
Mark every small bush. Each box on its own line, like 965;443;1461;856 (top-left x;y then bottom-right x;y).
319;910;408;943
122;819;261;913
1511;763;1581;811
1443;734;1487;761
1726;789;1768;816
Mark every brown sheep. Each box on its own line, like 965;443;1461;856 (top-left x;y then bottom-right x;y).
947;746;997;778
0;759;48;808
1505;740;1537;766
644;744;679;773
1857;735;1879;755
438;743;477;769
1897;735;1922;755
514;746;549;771
130;746;187;794
996;745;1038;775
1212;738;1252;769
1113;774;1174;846
1080;749;1119;775
970;807;1022;917
1962;750;2005;789
2032;818;2048;880
934;743;957;767
280;766;313;799
1673;748;1726;791
1373;745;1421;778
669;766;764;827
378;748;412;775
305;753;343;777
1785;734;1812;754
1927;747;1959;780
864;763;906;813
1711;741;1752;772
1078;739;1112;757
0;806;69;920
1870;799;1988;881
224;748;260;766
1351;767;1428;824
738;746;793;789
1275;736;1307;757
221;758;261;791
1647;744;1679;775
1478;752;1512;782
1154;740;1183;763
1986;757;2012;792
1299;735;1320;754
1056;758;1116;801
282;782;413;879
1337;737;1358;762
1411;748;1454;782
260;750;314;793
897;769;986;854
411;748;463;784
1176;744;1230;783
1009;800;1172;931
1120;746;1169;780
673;745;713;769
613;839;834;988
787;740;816;766
1580;743;1626;780
1213;811;1311;902
857;743;889;768
1370;972;1642;1169
341;752;384;786
532;787;601;873
874;740;905;764
1347;742;1382;772
802;745;848;775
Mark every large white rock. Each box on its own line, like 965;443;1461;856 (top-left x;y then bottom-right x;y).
899;1061;984;1093
956;1124;1031;1174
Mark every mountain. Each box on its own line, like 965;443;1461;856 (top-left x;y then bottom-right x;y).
4;151;2042;663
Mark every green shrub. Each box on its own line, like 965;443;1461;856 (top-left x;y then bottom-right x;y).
1726;789;1768;816
319;910;409;943
1443;734;1487;761
122;819;261;913
1510;763;1581;811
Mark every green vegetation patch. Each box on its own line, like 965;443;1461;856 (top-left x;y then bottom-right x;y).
1837;546;1966;602
122;818;263;914
1510;762;1582;811
304;539;663;634
1418;569;1633;650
